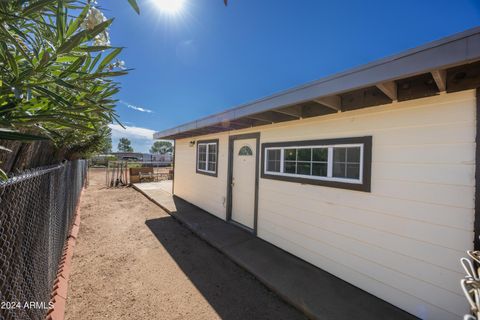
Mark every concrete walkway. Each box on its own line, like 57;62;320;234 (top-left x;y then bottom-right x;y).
132;180;173;194
133;183;418;320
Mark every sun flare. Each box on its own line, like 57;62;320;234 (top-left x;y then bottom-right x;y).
152;0;186;14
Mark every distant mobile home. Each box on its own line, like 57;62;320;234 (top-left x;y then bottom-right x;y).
110;152;173;163
154;27;480;319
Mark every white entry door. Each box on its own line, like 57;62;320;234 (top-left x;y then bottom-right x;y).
231;138;256;229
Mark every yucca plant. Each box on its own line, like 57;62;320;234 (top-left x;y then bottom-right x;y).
0;0;140;180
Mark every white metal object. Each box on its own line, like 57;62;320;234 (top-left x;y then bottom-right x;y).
468;251;480;265
461;258;480;281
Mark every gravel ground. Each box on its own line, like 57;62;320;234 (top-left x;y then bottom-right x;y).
65;168;304;320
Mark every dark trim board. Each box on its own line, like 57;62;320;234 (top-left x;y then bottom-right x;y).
195;139;219;177
261;136;372;192
172;140;176;195
226;132;261;235
475;88;480;250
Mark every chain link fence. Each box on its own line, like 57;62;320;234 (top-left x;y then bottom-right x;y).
0;160;87;320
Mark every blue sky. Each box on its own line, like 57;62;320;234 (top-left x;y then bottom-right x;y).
104;0;480;152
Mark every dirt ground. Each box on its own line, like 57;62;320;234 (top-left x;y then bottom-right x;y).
65;169;304;320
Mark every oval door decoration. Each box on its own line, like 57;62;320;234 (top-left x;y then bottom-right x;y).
238;145;253;156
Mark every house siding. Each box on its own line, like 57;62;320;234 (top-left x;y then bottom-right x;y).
173;90;476;319
174;136;228;219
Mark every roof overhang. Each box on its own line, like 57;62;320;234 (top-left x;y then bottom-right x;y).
154;26;480;140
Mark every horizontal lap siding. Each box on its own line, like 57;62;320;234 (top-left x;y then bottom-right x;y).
174;137;228;219
256;91;475;319
172;91;475;319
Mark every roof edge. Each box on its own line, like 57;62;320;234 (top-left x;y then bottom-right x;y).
154;26;480;139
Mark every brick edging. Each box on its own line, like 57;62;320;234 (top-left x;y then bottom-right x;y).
46;188;84;320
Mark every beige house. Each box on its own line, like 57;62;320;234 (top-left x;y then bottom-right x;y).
154;27;480;319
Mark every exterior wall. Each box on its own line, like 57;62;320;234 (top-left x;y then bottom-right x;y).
173;90;476;319
174;135;229;219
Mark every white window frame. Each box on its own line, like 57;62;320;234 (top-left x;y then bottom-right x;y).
264;143;364;184
197;142;217;174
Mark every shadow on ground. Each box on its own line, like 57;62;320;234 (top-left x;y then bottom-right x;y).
145;216;305;320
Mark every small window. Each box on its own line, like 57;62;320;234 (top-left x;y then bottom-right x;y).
333;147;361;179
262;137;372;192
238;145;253;156
196;139;218;176
312;148;328;177
198;144;207;171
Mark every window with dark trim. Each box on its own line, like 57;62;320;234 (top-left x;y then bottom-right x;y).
196;139;219;176
261;136;372;192
239;145;253;156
